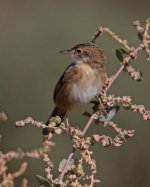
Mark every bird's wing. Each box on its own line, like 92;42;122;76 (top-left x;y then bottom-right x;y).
53;62;76;100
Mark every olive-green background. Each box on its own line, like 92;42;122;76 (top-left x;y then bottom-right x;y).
0;1;150;187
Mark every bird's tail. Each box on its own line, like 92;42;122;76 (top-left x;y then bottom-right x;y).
42;107;66;135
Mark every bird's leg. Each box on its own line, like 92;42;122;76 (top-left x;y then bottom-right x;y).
98;101;107;115
65;112;71;132
92;98;107;115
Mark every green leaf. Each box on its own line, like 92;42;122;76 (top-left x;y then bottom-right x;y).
138;32;143;41
119;48;129;55
36;175;53;187
98;106;120;122
115;48;129;62
58;158;74;172
115;49;124;62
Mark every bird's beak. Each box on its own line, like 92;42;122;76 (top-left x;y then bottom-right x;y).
59;49;71;55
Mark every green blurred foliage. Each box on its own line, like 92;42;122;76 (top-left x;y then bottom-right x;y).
0;0;150;186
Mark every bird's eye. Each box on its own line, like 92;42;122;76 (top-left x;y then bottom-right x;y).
76;49;82;54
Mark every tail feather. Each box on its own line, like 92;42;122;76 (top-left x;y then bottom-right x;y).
43;107;66;135
46;107;66;125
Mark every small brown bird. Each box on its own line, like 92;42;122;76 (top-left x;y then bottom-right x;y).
43;42;107;134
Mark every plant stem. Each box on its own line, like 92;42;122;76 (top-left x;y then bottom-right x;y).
59;150;75;181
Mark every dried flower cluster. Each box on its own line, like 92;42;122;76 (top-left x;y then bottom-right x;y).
100;94;150;120
0;136;44;187
92;121;135;147
60;126;99;186
0;117;55;187
0;18;150;187
15;117;100;186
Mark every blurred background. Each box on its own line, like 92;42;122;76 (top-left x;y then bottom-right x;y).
0;0;150;186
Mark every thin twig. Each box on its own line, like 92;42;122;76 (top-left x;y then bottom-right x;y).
105;65;124;92
82;113;98;136
59;150;75;181
92;27;130;50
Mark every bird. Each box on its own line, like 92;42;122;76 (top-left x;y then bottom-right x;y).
43;42;107;135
